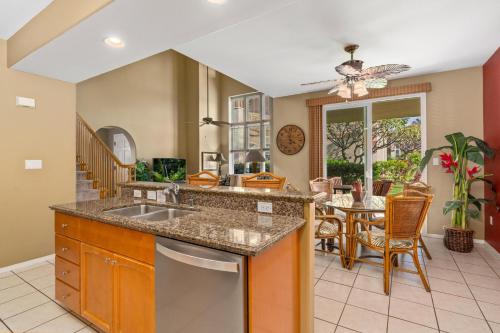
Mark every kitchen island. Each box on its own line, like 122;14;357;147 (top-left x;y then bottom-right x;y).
51;183;320;333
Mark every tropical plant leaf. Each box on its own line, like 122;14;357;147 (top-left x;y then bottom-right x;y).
468;136;495;159
467;150;484;166
445;132;466;150
468;193;490;211
443;200;463;215
419;146;451;171
467;207;481;219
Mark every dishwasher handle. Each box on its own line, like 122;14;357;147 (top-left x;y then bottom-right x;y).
156;243;239;273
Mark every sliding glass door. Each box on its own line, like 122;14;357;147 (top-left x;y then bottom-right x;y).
324;95;425;195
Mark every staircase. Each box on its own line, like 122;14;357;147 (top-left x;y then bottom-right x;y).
76;113;136;201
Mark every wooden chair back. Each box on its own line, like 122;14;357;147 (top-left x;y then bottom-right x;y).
241;172;287;190
309;177;332;194
373;180;394;196
330;177;343;187
403;181;432;194
385;192;433;240
187;171;220;186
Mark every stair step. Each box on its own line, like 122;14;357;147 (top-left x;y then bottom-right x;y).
76;179;93;190
76;189;100;202
76;171;87;180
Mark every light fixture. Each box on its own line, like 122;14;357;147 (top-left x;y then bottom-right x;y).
207;0;226;4
353;81;369;97
104;36;125;48
337;84;352;99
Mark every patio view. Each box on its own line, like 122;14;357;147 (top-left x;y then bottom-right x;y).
326;97;422;194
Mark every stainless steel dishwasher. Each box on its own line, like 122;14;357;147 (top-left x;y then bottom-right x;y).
155;237;247;333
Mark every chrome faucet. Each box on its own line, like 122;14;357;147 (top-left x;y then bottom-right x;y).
163;181;180;204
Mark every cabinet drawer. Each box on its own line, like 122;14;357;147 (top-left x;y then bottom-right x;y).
55;235;81;264
80;219;155;265
55;256;80;290
56;280;80;314
55;213;81;239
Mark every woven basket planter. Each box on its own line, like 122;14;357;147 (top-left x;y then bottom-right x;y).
443;227;474;253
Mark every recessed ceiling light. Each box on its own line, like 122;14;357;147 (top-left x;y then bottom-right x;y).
207;0;226;4
104;36;125;48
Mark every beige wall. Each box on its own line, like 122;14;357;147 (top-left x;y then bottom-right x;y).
0;39;76;267
77;50;201;172
272;67;484;238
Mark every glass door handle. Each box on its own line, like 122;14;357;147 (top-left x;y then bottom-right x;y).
156;243;239;273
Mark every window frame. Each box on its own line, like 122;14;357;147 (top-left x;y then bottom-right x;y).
228;92;272;174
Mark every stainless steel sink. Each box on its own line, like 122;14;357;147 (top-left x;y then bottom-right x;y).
140;208;194;221
104;204;196;221
104;204;166;217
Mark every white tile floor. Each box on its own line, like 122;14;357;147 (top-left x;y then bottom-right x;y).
314;237;500;333
0;259;96;333
1;237;499;333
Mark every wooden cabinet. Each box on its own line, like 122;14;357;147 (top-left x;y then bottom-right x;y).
81;244;115;333
55;214;155;333
113;254;155;333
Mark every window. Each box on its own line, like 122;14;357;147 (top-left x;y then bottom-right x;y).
229;93;272;174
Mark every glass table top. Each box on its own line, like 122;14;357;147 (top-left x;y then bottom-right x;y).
323;194;386;212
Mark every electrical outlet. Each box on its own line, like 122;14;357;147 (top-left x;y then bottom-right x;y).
157;190;166;203
147;191;157;200
133;190;142;198
490;216;494;226
257;201;273;214
432;157;440;166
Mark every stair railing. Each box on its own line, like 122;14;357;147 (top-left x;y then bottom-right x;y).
76;113;136;198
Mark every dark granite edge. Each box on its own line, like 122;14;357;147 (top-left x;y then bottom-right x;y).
119;181;321;203
50;204;306;257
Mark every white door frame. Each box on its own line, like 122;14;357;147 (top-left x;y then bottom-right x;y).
322;92;428;230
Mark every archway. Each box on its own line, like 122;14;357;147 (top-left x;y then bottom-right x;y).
96;126;137;164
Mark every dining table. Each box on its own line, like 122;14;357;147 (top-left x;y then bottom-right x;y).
323;194;386;269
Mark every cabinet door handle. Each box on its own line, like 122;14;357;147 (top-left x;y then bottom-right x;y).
110;260;118;266
104;257;111;264
61;247;69;252
61;223;69;228
61;271;69;276
62;294;70;299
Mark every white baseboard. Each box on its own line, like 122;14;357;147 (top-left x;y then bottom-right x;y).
0;254;55;274
423;233;485;244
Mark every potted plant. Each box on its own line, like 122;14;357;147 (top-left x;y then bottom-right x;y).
420;132;496;252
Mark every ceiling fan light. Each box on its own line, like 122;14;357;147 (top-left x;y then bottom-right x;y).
353;81;369;97
337;84;352;99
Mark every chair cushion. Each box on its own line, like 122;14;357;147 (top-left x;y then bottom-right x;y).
356;231;413;249
315;220;339;237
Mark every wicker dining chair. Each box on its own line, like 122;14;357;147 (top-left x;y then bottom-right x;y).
373;179;394;196
403;182;434;259
187;171;220;186
352;191;433;295
330;177;343;194
241;172;287;190
309;178;345;266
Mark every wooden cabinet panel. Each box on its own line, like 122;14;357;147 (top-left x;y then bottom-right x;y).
81;243;114;333
113;254;155;333
55;256;80;290
56;280;80;314
55;235;81;264
80;219;155;265
248;231;299;333
55;213;81;239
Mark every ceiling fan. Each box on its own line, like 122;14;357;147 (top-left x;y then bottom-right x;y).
200;67;230;127
301;44;410;99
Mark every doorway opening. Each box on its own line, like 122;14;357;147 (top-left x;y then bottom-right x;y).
96;126;137;164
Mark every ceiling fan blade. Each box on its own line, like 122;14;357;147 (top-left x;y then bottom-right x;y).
300;79;339;86
335;64;361;76
364;78;388;89
212;120;230;126
361;64;410;78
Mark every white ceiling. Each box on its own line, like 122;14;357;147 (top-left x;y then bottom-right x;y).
0;0;53;39
11;0;296;83
9;0;500;97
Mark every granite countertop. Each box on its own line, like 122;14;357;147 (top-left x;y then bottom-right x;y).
50;197;306;256
120;181;321;203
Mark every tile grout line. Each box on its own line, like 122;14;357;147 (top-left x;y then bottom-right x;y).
333;250;359;332
448;250;494;333
0;318;14;333
422;247;442;332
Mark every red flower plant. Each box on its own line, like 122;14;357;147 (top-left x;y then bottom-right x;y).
440;153;458;173
467;165;480;178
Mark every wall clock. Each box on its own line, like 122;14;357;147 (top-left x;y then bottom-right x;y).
276;124;305;155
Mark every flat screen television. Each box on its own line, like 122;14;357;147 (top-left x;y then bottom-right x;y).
152;158;186;182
